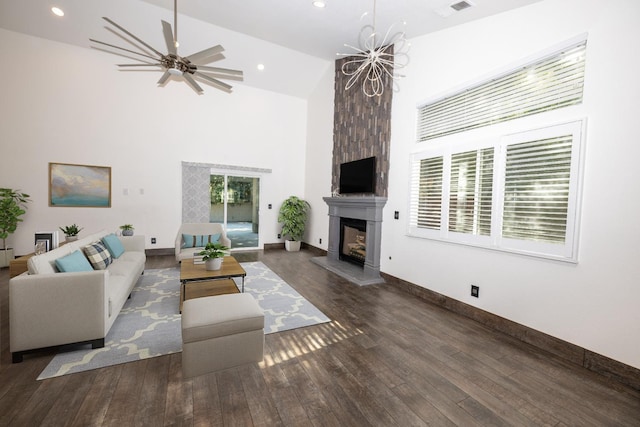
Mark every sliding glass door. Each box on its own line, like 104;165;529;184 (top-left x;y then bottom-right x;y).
210;174;260;249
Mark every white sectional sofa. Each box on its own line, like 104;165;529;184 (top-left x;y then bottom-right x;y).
9;230;146;362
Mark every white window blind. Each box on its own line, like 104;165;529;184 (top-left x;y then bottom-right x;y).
417;41;586;142
502;135;572;243
449;148;494;236
415;156;444;230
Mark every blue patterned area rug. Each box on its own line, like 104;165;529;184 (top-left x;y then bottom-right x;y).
37;262;330;380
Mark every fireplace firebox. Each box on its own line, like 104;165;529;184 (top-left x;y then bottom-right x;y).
340;218;367;266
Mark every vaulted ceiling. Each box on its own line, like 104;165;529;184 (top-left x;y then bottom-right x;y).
0;0;542;97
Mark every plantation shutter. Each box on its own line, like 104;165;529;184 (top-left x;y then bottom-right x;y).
502;135;573;244
449;148;494;235
417;41;586;142
411;156;444;230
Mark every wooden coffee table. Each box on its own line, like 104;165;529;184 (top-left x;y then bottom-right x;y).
179;256;246;312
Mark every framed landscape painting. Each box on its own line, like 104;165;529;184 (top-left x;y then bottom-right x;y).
49;163;111;207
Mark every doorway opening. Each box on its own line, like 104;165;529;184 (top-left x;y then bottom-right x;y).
210;174;260;249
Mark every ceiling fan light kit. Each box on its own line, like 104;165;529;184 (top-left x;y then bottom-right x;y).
338;0;410;97
90;0;243;95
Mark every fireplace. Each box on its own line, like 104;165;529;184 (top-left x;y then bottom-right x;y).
311;196;387;285
340;217;367;266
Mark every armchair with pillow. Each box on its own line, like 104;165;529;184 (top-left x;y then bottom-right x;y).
175;223;231;262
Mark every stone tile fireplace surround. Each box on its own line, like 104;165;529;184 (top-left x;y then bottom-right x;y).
311;196;387;285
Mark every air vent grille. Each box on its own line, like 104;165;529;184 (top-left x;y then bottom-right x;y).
451;1;474;11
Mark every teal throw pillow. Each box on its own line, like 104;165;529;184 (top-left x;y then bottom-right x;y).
102;233;125;259
182;233;220;248
55;250;94;273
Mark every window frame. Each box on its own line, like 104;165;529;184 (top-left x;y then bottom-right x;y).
408;119;586;263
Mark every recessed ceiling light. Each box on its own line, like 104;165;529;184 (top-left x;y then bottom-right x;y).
51;6;64;17
257;64;265;71
312;1;326;8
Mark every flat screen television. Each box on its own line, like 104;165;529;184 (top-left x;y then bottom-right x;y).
339;156;376;194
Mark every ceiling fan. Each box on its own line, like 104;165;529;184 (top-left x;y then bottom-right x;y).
89;0;243;94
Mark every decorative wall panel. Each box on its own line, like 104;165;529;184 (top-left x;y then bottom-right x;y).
332;47;393;197
182;162;211;223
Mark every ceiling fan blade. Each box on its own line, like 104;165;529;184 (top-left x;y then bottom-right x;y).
157;70;171;85
90;38;158;61
117;63;162;67
183;74;204;94
102;17;164;58
161;20;177;56
196;65;243;78
185;45;224;64
194;72;233;93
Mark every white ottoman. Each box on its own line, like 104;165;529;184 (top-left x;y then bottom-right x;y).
181;293;264;379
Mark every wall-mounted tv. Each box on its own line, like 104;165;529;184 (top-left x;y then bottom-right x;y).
339;156;376;194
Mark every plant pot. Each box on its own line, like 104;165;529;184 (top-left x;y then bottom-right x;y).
205;257;223;271
285;240;301;252
122;230;134;236
0;248;14;268
65;236;78;242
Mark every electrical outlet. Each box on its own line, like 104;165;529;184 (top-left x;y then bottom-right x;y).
151;237;156;244
319;238;322;244
471;285;479;298
277;233;281;239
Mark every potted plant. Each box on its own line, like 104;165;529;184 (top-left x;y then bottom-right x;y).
0;188;30;268
120;224;134;236
59;224;83;242
198;242;230;271
278;196;310;252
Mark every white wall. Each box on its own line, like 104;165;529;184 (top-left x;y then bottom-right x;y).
303;65;335;250
0;28;309;254
385;0;640;369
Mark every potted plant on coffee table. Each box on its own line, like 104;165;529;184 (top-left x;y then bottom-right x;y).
278;195;310;252
198;242;230;271
59;224;83;242
0;188;30;268
119;224;134;236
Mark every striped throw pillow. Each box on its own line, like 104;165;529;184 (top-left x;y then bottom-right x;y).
182;233;220;248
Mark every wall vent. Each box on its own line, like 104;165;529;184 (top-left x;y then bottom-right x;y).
435;0;475;18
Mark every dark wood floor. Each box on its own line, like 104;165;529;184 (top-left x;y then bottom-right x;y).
1;249;639;426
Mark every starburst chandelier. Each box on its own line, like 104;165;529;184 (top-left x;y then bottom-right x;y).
338;0;410;97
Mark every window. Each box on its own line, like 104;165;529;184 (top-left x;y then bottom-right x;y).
409;120;585;262
417;39;586;141
449;148;494;236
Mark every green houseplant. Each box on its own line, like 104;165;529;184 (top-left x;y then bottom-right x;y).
198;242;230;271
278;196;310;252
59;224;83;242
0;188;30;268
120;224;134;236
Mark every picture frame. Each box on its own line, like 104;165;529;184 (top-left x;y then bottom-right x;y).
49;162;112;207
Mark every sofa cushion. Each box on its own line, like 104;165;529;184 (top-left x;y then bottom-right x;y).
83;242;112;270
182;233;220;248
102;234;125;259
55;250;94;273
